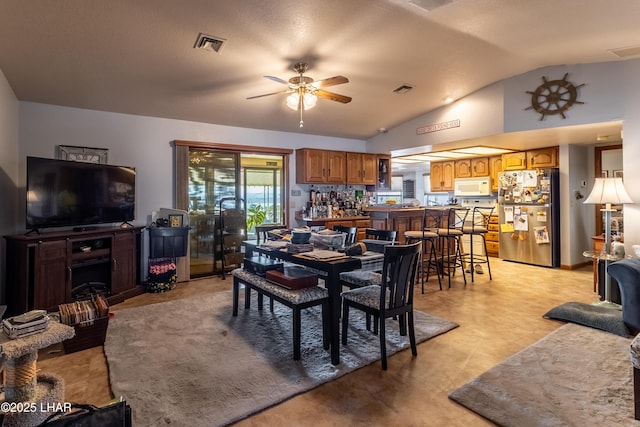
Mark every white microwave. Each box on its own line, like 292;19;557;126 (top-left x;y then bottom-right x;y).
454;177;492;196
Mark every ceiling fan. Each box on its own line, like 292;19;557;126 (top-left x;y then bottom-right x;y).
247;62;351;128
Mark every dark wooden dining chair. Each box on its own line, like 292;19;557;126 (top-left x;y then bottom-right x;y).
332;225;357;245
341;241;422;370
255;223;284;243
365;228;397;243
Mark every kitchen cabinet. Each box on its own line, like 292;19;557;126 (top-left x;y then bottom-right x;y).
455;158;489;178
346;152;377;185
455;159;472;178
471;157;490;176
502;146;558;170
485;214;500;256
527;146;558;168
502;152;528;170
367;207;425;244
296;149;346;184
489;155;503;191
430;161;455;192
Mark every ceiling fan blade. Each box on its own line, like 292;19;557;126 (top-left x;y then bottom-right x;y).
246;89;290;100
316;89;352;104
311;75;348;89
264;75;288;84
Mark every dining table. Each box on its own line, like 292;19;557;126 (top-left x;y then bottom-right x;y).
242;240;384;365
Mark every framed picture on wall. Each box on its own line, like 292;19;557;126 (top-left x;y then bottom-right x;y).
614;170;623;178
56;145;109;164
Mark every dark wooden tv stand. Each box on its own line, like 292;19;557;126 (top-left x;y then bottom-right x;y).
4;226;145;316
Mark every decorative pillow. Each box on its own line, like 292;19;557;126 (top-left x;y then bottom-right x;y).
543;301;631;338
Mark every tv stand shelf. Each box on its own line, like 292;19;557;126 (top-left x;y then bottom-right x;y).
4;226;144;316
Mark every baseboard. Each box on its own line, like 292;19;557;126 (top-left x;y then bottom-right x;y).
560;260;592;270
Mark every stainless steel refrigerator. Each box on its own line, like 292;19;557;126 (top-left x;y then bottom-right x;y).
497;168;559;267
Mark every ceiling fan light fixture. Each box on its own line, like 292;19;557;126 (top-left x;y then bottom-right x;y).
286;93;300;110
286;91;317;110
303;92;317;110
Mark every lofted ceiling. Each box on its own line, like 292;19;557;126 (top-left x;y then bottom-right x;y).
0;0;639;141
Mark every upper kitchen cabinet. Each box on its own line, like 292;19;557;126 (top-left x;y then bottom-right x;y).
502;146;559;170
455;159;472;178
527;146;558;168
502;152;528;170
455;158;489;178
296;149;346;184
489;155;503;192
346;152;378;185
430;160;455;192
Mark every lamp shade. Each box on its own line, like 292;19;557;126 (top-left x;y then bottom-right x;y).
583;177;634;205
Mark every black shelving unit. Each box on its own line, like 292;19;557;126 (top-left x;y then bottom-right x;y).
219;197;246;279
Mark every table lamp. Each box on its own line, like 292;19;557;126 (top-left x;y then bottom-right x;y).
584;177;634;306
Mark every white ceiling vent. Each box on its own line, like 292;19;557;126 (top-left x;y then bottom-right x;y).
609;45;640;59
194;33;227;53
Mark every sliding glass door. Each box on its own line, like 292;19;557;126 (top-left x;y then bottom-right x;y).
185;148;286;278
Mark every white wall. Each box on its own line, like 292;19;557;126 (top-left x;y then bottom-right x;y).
0;70;19;304
366;58;640;267
560;144;593;267
367;83;505;155
621;59;640;251
17;102;367;230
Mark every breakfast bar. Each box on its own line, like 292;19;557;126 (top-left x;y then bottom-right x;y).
366;206;426;243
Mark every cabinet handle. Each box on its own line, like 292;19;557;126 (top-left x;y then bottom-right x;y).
68;267;72;282
112;258;117;271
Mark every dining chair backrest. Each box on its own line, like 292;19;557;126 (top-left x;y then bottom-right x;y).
255;223;284;242
333;225;358;245
380;241;421;313
365;228;397;243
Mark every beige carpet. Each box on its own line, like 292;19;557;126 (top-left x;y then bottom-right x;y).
104;290;458;426
449;323;638;426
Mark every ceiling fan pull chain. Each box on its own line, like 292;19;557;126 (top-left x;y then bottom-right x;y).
299;93;304;127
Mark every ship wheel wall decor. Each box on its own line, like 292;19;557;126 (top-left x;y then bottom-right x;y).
525;73;585;120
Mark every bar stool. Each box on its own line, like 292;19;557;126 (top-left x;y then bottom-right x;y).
461;206;494;282
435;207;468;288
404;208;443;292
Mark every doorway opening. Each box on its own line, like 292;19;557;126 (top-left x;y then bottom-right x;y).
187;149;286;278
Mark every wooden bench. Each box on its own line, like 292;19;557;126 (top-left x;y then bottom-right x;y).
231;268;329;360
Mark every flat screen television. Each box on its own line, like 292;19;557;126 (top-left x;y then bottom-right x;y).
26;156;136;231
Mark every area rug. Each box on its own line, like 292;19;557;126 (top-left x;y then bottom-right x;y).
104;290;458;426
449;323;637;426
544;301;630;337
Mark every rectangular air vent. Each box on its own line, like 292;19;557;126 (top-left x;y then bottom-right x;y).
194;33;227;53
393;85;413;94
